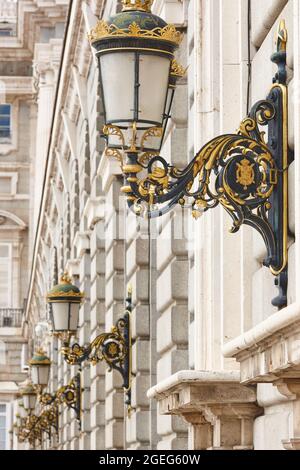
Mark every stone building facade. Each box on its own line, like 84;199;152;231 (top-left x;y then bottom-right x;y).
6;0;300;451
0;0;70;450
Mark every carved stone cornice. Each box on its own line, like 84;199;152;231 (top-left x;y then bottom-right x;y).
83;197;105;230
73;231;90;259
0;76;33;96
97;149;123;194
147;370;262;450
222;304;300;451
65;258;80;277
222;302;300;384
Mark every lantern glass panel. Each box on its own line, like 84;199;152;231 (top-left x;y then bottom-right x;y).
100;52;135;124
23;394;36;411
31;364;50;387
51;301;79;332
138;54;170;125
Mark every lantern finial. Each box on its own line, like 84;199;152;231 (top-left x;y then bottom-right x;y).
60;272;72;284
122;0;153;12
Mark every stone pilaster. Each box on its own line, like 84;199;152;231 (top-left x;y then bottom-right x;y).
104;176;125;449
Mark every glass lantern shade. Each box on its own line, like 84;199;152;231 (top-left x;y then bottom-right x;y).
46;274;84;335
23;393;37;411
89;3;182;152
29;350;51;387
100;52;171;127
51;301;80;333
19;379;37;411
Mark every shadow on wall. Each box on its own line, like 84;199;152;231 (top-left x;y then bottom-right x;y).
0;340;6;365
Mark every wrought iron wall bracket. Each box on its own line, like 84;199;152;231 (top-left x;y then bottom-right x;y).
59;290;133;407
118;21;290;308
39;373;81;425
15;405;58;446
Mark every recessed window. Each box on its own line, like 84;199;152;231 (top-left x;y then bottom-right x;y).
0;404;7;450
0;30;12;37
0;105;11;140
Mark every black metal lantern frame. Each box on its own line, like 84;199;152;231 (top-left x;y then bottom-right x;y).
89;0;185;163
38;373;81;425
91;11;291;309
53;288;133;408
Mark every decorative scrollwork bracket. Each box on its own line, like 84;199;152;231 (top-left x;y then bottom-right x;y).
15;405;58;446
39;373;81;425
121;21;291;308
59;288;133;407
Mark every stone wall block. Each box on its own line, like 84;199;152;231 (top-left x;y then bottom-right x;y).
157;349;188;383
251;267;279;325
131;304;150;339
105;390;125;421
90;376;106;403
156;259;189;314
105;420;124;449
157;305;189;354
132;339;150;374
131;373;150;409
90;402;105;428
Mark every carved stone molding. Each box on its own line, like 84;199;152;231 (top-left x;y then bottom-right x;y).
83;197;105;230
223;302;300;384
222;304;300;450
73;231;90;259
97;150;123;194
65;258;80;277
147;370;263;450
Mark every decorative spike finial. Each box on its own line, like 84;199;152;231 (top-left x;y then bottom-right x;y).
122;0;153;13
60;272;72;284
277;19;287;53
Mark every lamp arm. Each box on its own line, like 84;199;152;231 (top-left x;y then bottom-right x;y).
60;316;130;383
16;406;58;444
125;110;277;225
122;83;289;308
39;373;81;425
58;291;133;407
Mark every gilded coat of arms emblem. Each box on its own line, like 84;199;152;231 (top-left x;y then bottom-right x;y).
236;158;255;190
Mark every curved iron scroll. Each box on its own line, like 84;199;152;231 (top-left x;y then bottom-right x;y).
119;42;289;308
15;405;58;446
39;373;81;425
60;289;132;407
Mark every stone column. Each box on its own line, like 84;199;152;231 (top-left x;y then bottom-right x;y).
184;414;213;450
32;61;56;230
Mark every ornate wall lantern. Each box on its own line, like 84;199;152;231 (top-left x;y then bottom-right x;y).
47;273;84;342
17;372;81;442
28;348;81;424
88;0;184;159
15;405;58;446
29;349;51;389
19;378;37;412
90;2;291;308
46;280;133;407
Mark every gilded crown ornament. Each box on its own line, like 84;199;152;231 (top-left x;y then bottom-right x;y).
122;0;153;12
88;19;183;46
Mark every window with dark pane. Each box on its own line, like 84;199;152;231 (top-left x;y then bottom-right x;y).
0;104;11;139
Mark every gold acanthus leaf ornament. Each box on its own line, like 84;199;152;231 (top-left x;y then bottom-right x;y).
171;59;188;78
122;0;153;12
88;20;183;46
